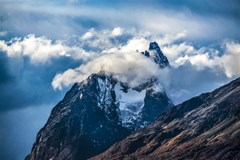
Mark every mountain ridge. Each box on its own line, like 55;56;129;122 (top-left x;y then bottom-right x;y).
91;77;240;160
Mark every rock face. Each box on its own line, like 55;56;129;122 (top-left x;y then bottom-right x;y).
26;42;173;160
92;77;240;160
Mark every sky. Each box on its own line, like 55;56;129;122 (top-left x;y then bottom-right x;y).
0;0;240;159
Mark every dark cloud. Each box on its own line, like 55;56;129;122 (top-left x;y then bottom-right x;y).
0;52;13;84
0;55;81;112
0;53;82;159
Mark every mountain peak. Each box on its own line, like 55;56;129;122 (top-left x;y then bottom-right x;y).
26;41;174;160
149;41;170;68
26;71;173;160
149;41;160;50
142;41;170;68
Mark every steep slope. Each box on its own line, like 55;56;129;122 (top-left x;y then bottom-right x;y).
26;42;173;160
92;77;240;160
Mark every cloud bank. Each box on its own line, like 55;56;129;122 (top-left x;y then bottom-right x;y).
1;28;239;104
52;50;160;90
0;34;92;64
163;41;240;78
50;29;240;104
1;0;240;40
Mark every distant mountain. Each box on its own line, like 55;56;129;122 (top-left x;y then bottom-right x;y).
26;42;173;160
92;77;240;160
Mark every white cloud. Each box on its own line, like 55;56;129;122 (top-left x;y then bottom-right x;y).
111;27;123;37
0;28;187;67
161;40;240;78
162;42;194;63
81;29;94;40
1;28;238;104
0;34;92;64
51;29;240;93
53;34;237;102
52;69;83;90
158;40;240;103
79;28;121;50
118;37;150;53
52;32;173;90
154;31;187;46
175;53;215;70
52;50;160;90
221;41;240;77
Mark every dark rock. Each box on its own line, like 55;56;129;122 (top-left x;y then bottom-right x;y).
149;41;170;68
92;77;240;160
26;75;172;160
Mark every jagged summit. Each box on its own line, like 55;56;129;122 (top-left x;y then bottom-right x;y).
142;41;170;68
149;41;160;50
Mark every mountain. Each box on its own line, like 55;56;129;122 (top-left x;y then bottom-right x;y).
26;42;173;160
92;77;240;160
142;42;170;68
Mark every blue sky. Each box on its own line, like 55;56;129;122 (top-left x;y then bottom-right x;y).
0;0;240;159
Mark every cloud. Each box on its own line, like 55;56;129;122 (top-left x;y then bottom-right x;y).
0;34;92;64
51;29;240;105
111;27;123;37
64;27;187;56
0;35;88;112
167;41;240;77
0;28;139;111
1;28;238;110
162;42;195;63
1;1;239;41
79;27;127;51
52;50;160;90
221;41;240;77
53;29;185;90
159;40;240;103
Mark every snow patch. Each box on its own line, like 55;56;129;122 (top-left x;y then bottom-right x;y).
97;78;114;112
114;83;146;128
80;93;83;99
